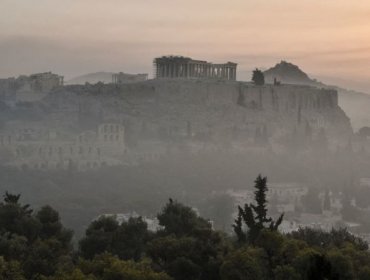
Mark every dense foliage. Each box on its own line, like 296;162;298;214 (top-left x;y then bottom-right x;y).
1;176;370;279
251;69;265;86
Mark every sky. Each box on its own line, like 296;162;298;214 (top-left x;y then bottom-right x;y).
0;0;369;92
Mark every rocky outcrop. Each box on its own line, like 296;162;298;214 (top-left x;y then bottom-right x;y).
45;79;352;148
264;61;317;85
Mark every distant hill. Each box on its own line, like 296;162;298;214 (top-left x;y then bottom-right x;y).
264;61;370;131
264;61;317;86
66;72;114;85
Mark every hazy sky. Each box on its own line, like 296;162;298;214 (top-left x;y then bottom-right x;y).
1;0;369;91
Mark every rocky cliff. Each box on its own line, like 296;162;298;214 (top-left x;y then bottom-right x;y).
44;79;352;148
264;61;370;131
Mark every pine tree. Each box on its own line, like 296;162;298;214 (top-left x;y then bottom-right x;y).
233;175;284;244
252;69;265;86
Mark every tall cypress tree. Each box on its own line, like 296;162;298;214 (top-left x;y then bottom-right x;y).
233;175;284;244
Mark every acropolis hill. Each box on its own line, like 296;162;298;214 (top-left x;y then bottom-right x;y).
49;78;351;143
0;56;353;169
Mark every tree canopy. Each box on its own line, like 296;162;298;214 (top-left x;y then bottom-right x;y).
252;69;265;86
0;177;370;280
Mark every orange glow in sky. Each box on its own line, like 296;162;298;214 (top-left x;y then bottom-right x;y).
0;0;369;91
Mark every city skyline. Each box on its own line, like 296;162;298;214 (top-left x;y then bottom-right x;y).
1;0;369;92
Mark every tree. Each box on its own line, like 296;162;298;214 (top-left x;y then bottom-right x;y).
157;199;211;237
0;192;39;242
293;249;331;280
359;267;370;280
79;216;149;261
288;227;368;251
111;217;149;261
274;265;300;280
147;236;201;280
149;199;229;280
78;253;171;280
251;69;265;86
0;193;74;279
233;175;284;244
36;206;73;247
327;250;354;280
220;248;263;280
79;216;119;259
0;257;25;280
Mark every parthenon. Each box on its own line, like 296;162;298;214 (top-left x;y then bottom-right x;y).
154;56;237;81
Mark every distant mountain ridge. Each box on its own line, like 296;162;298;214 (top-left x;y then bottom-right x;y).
66;72;114;85
264;61;370;131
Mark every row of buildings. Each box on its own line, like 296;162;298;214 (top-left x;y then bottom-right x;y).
0;122;126;170
0;55;237;89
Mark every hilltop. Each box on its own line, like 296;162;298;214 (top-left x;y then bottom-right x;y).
264;60;318;86
264;61;370;130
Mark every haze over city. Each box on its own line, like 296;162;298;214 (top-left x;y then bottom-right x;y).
1;0;370;92
2;1;370;279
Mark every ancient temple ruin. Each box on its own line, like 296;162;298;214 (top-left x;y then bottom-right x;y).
154;56;237;80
